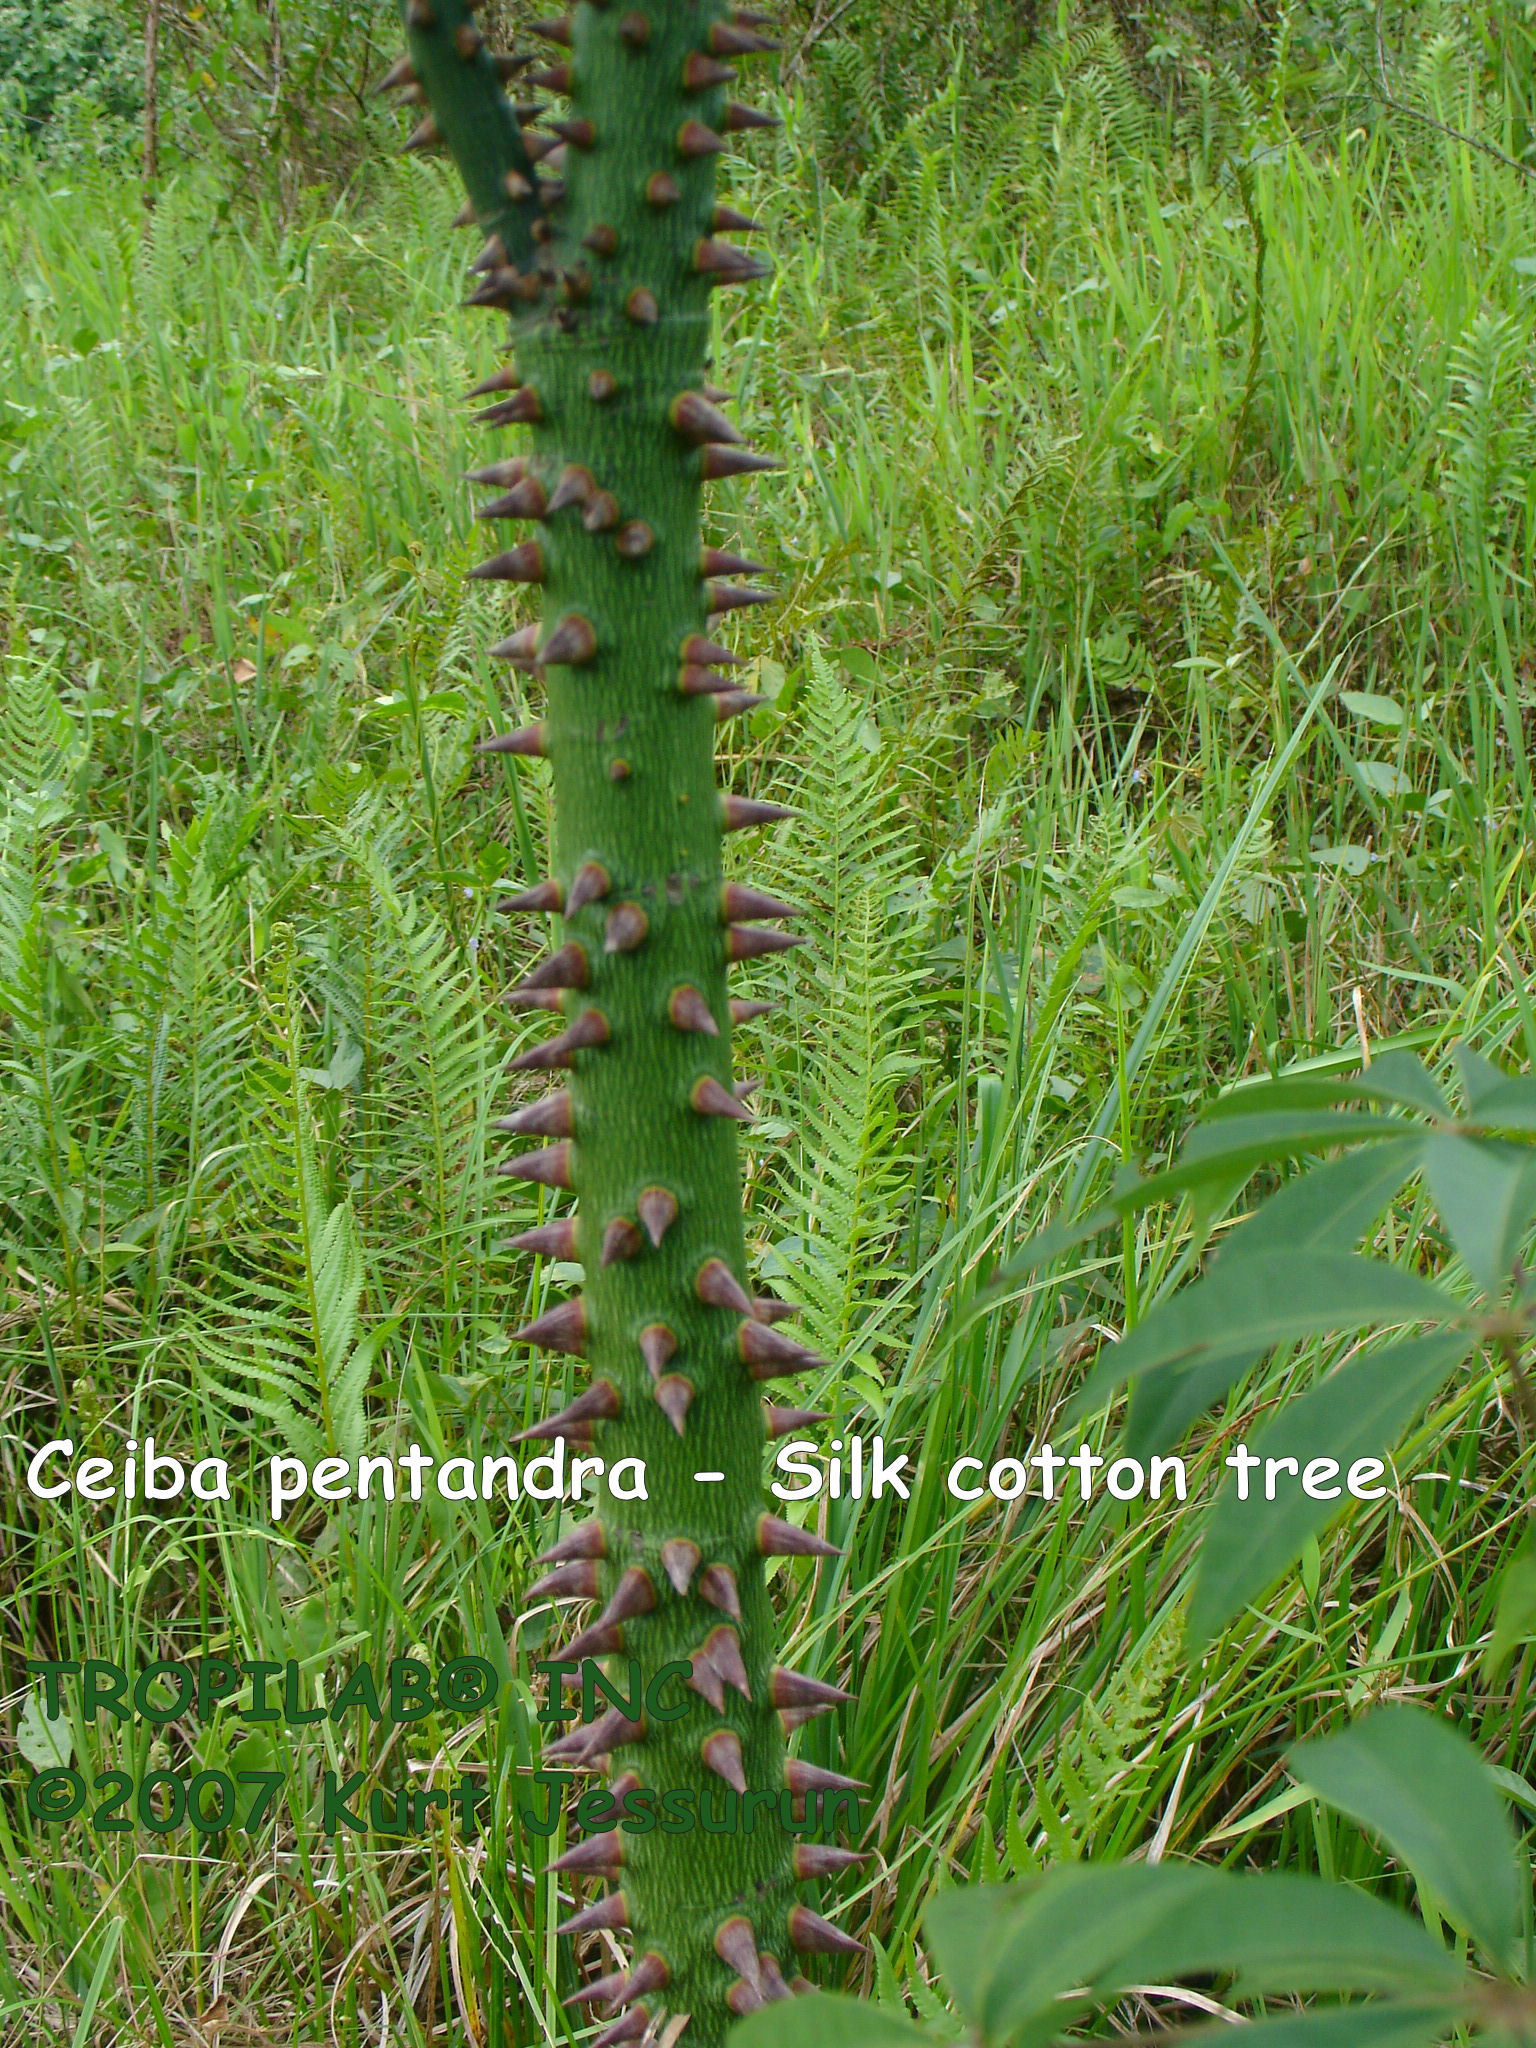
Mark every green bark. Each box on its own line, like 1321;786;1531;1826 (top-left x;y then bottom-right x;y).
389;3;862;2040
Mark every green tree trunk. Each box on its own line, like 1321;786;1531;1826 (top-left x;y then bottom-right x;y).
389;3;864;2040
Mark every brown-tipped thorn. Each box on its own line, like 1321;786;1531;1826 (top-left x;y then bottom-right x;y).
542;614;599;666
697;1257;753;1313
669;985;719;1036
637;1187;678;1248
688;1650;726;1713
765;1403;829;1440
670;390;743;446
721;793;793;832
477;476;549;521
731;997;775;1023
538;1518;607;1565
716;690;768;720
588;368;618;401
661;1537;701;1596
710;20;780;53
504;988;564;1014
710;201;765;234
506;1217;578;1260
759;1956;795;2001
702;546;768;577
680;665;739;697
788;1905;866;1956
493;1091;573;1140
740;1321;826;1379
794;1843;868;1878
375;54;417;95
516;942;589;993
560;1619;624;1664
692;1074;753;1121
646;170;681;206
697;1563;741;1620
700;445;780;479
547;1829;623;1877
490;624;544;671
681;633;748;667
753;1295;800;1323
683;51;737;89
759;1513;840;1559
556;1891;629;1938
653;1375;694;1436
694;240;772;284
701;1729;748;1795
722;882;799;922
403;113;442;153
615;520;655;559
474;384;543;424
678;119;726;157
728;1981;766;2016
528;60;572;92
526;1559;600;1603
566;861;611;914
468;541;545;584
600;1217;641;1267
529;13;574;44
706;581;776;614
619;10;652;48
722;100;782;132
451;198;477;229
638;1324;678;1378
550;116;596;149
598;1566;656;1629
625;287;659;325
583;221;618;256
467;454;527;488
771;1668;853;1712
511;1297;588;1358
784;1759;867;1797
497;1141;575;1191
591;2014;649;2048
728;926;805;963
547;464;595;512
705;1625;751;1700
715;1916;761;1983
574;1705;644;1761
495;877;563;914
478;722;546;757
604;904;648;953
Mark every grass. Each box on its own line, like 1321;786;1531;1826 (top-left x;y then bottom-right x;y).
3;6;1536;2041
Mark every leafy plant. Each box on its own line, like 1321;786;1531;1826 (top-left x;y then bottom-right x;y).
734;1704;1529;2048
386;3;859;2041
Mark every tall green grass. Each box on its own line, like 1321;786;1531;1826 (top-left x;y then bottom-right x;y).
3;7;1536;2041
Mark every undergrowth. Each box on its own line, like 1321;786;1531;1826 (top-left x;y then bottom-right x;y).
3;3;1536;2040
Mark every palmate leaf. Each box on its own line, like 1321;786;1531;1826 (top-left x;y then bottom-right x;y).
1189;1331;1472;1647
1068;1251;1458;1458
1287;1707;1521;1973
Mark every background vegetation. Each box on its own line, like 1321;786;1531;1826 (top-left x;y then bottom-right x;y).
5;0;1536;2040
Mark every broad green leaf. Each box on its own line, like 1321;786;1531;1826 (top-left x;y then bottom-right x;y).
937;1865;1463;2042
1483;1528;1536;1680
1070;1252;1456;1454
1180;1111;1412;1169
1339;691;1405;727
1239;1140;1421;1251
730;1993;929;2047
1421;1132;1536;1294
16;1685;72;1769
1288;1706;1519;1970
1453;1043;1516;1114
1189;1332;1470;1647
